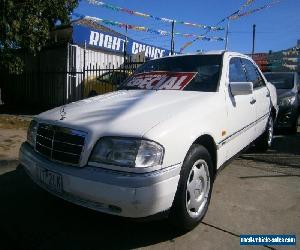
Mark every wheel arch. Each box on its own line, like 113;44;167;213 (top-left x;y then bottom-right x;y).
192;134;217;179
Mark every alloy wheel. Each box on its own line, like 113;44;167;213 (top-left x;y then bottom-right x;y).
186;159;210;218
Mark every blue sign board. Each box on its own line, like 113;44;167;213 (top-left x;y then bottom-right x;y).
72;24;172;59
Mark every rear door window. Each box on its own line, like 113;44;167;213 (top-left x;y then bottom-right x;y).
242;59;265;89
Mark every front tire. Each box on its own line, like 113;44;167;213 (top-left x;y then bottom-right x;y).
169;145;213;231
255;115;274;152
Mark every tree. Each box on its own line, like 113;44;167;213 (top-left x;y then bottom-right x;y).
0;0;78;73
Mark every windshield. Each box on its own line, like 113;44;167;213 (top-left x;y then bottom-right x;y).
264;73;295;89
119;55;222;92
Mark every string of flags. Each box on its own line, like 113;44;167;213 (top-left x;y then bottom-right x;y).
78;0;282;53
179;0;253;52
229;0;280;20
238;0;255;13
180;0;280;52
73;13;225;42
180;41;195;52
86;0;224;31
220;0;256;23
225;0;255;20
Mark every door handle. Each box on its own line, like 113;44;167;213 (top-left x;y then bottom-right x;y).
266;92;270;97
250;98;256;104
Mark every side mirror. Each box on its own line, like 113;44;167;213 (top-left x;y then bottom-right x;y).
229;82;253;96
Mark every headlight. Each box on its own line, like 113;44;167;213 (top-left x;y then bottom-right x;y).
27;120;38;146
90;137;164;168
279;96;296;107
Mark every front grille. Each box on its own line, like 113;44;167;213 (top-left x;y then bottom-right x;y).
35;123;86;165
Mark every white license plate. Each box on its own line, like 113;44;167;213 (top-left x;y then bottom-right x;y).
37;167;63;193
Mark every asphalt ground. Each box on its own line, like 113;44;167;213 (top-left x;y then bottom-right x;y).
0;123;299;250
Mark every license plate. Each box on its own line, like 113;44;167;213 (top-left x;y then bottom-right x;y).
37;167;63;193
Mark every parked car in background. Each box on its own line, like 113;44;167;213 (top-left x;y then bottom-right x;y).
20;51;277;231
84;71;130;98
264;72;299;134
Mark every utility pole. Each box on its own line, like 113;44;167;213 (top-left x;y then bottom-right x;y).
171;20;175;55
82;41;86;100
123;24;128;62
123;25;128;76
224;20;230;50
252;24;256;56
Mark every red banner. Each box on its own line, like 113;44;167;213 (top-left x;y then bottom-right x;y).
125;71;197;90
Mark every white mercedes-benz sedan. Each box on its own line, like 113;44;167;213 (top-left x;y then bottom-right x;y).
20;51;278;231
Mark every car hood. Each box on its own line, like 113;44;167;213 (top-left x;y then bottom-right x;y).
36;90;215;138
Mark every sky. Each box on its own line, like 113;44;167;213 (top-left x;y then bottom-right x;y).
74;0;300;54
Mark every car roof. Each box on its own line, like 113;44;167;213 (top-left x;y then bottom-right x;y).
150;50;250;61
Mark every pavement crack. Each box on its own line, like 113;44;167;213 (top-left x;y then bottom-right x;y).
201;221;277;250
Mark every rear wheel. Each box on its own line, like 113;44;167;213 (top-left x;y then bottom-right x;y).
255;115;274;152
169;145;213;231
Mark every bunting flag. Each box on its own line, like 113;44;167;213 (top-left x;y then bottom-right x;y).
86;0;224;31
180;39;197;53
229;0;280;20
73;14;225;42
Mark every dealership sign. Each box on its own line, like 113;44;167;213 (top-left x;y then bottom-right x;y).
72;24;172;59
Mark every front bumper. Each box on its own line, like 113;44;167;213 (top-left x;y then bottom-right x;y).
19;143;181;218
